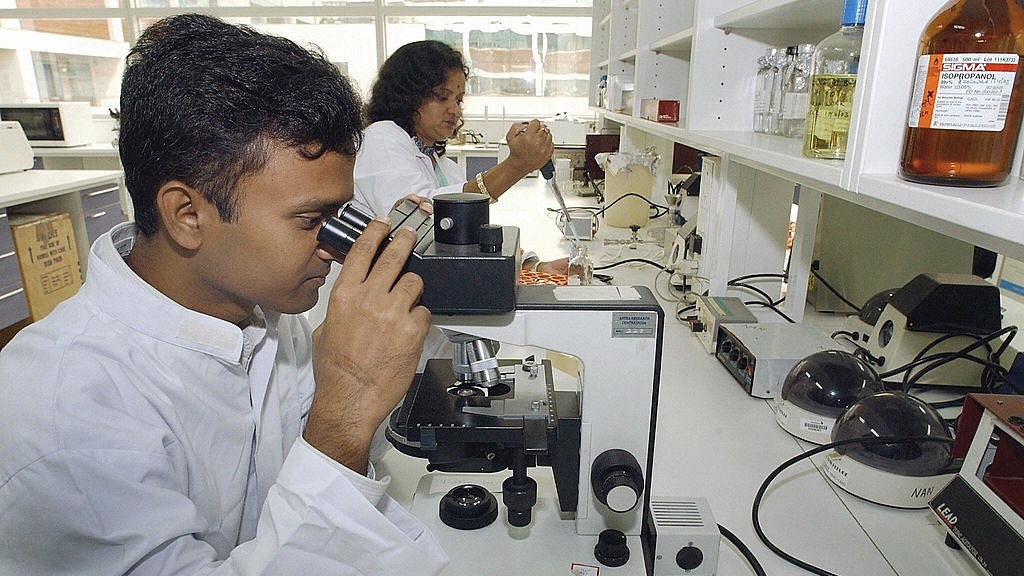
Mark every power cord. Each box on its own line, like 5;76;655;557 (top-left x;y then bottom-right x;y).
809;267;862;313
726;273;795;323
752;435;954;576
875;325;1017;392
589;192;672;221
594;257;670;272
719;523;768;576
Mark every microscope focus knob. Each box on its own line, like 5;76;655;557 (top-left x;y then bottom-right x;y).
478;223;503;253
591;449;643;513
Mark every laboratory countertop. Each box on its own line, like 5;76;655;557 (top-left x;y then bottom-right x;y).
31;143;120;157
377;175;981;576
0;169;123;208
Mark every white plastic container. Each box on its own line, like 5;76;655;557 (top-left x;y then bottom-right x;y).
601;152;657;228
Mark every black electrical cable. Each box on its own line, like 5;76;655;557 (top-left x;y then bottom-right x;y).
546;191;670;229
588;176;605;201
909;330;996;382
875;329;995;380
598;191;671;220
811;266;860;311
728;281;777;308
731;272;788;283
594;257;670;272
830;330;860;342
744;300;797;324
676;303;696;321
874;326;1017;392
718;523;768;576
903;353;1008;394
929;397;967;411
752;435;954;576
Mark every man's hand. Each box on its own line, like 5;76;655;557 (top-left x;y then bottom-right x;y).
304;216;430;474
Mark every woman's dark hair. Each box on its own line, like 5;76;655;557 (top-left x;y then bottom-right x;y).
119;14;364;236
365;40;469;153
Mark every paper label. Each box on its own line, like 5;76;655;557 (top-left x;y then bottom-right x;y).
908;53;1018;131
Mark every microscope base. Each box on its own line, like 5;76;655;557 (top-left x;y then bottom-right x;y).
409;470;647;575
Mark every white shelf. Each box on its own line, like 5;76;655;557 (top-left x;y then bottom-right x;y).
649;27;693;56
715;0;843;32
601;110;844;188
858;172;1024;261
618;48;638;62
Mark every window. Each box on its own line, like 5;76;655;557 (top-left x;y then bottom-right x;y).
0;1;591;119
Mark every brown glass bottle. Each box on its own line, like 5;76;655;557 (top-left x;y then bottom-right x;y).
898;0;1024;187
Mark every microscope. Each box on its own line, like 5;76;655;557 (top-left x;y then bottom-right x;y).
319;194;665;574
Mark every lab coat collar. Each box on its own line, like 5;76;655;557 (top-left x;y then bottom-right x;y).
82;221;278;365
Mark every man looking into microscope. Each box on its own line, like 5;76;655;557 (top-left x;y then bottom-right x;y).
0;14;447;575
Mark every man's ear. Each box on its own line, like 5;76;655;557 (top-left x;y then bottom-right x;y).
155;181;205;251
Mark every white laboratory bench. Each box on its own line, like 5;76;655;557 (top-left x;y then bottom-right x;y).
30;143;122;170
0;168;126;270
376;175;981;576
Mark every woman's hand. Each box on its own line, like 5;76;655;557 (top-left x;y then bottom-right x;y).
530;257;569;275
391;194;433;215
505;119;554;174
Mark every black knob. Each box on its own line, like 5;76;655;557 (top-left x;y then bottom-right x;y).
502;474;537;528
676;545;704;570
479;224;503;253
591;449;643;513
594;529;629;567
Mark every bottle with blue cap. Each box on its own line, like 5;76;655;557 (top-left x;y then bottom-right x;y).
802;0;869;159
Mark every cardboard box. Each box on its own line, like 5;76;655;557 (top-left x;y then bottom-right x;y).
640;99;681;124
9;212;83;321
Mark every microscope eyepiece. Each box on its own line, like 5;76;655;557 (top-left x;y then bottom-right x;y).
317;196;518;315
317;204;377;256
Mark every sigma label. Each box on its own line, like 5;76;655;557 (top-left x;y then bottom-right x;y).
907;53;1019;131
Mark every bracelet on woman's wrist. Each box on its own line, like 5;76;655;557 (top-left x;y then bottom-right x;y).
475;171;495;203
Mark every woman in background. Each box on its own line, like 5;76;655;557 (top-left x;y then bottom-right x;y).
351;40;556;220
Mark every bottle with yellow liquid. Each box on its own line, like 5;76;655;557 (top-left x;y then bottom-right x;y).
898;0;1024;187
802;0;869;159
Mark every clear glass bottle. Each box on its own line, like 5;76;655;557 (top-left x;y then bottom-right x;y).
567;243;594;286
802;0;869;159
753;48;781;133
766;46;797;135
780;43;816;139
898;0;1024;187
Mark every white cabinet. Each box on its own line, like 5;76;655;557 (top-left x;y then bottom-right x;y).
0;170;126;283
0;209;30;330
592;0;1024;317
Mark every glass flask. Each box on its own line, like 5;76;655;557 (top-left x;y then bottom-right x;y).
567;243;594;286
